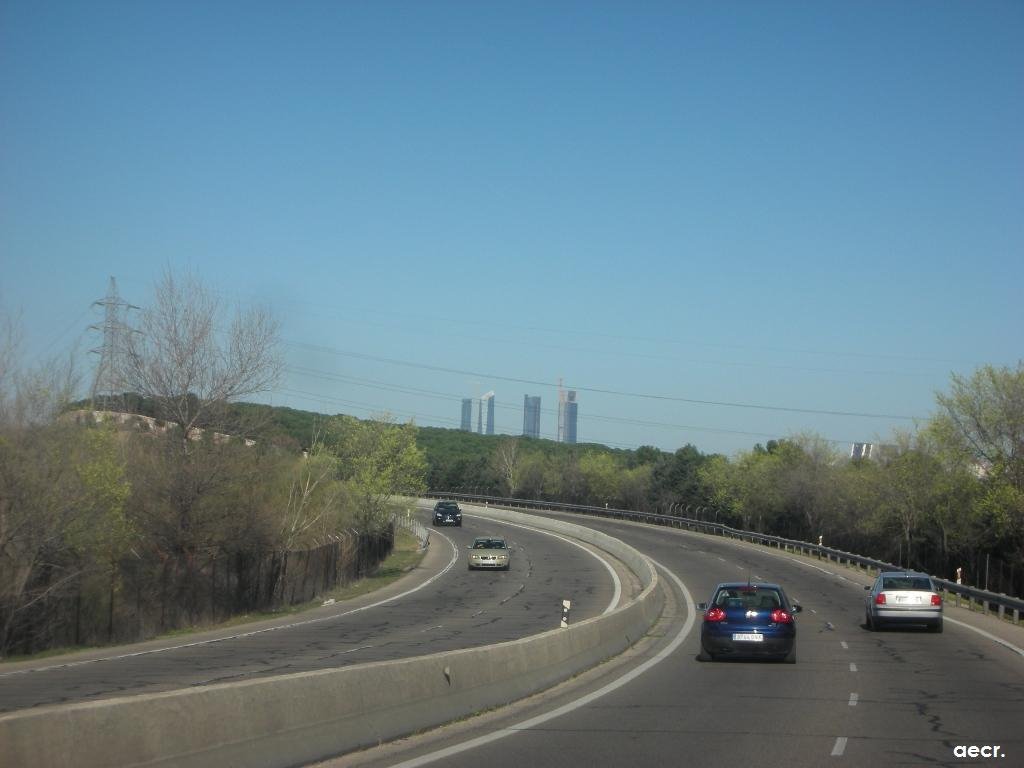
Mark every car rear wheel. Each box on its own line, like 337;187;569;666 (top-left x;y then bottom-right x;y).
865;610;875;631
697;648;714;662
928;618;943;633
783;645;796;664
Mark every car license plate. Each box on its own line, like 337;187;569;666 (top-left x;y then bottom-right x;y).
732;633;764;642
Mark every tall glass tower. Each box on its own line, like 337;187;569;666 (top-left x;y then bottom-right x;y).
478;392;495;435
523;395;541;438
558;388;578;444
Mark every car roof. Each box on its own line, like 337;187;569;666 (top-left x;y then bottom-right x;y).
473;536;505;543
713;582;784;591
878;570;930;578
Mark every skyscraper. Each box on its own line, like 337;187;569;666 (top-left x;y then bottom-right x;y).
557;384;578;444
523;395;541;438
461;398;473;431
478;391;495;435
564;390;577;444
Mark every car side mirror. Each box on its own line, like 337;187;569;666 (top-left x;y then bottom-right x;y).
697;602;707;610
863;585;871;591
791;604;803;613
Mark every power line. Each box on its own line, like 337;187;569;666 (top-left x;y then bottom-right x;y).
280;368;874;449
212;287;973;369
283;340;922;421
284;364;838;444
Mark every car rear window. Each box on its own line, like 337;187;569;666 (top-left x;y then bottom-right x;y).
714;589;781;609
473;539;505;549
882;576;933;591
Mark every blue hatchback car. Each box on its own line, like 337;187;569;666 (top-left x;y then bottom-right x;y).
698;582;802;663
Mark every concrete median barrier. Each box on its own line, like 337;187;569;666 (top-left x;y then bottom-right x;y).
0;507;661;768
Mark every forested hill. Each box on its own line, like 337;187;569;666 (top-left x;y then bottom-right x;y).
74;396;645;493
232;402;640;494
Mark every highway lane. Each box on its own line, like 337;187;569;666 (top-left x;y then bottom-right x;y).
0;511;619;714
329;510;1024;768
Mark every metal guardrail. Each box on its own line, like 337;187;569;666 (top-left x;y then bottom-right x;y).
424;491;1024;625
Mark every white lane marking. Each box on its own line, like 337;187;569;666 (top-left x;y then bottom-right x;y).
840;641;849;650
849;662;858;672
831;737;848;756
387;558;696;768
748;545;1024;659
945;616;1024;658
786;558;835;576
473;513;622;615
848;693;858;707
717;557;727;563
339;645;374;654
0;531;462;679
752;574;763;580
599;514;1024;661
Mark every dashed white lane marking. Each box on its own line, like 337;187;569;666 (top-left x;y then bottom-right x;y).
831;737;848;756
0;530;463;679
386;558;696;768
849;662;858;672
840;641;849;650
717;557;727;563
848;693;859;706
473;513;621;615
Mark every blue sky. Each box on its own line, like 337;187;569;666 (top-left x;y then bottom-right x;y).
3;1;1021;455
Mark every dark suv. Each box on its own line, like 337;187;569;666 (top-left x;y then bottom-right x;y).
432;501;463;527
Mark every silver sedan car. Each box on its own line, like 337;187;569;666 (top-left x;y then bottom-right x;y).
467;537;511;570
865;571;943;632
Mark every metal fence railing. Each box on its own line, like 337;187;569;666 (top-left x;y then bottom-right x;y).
394;510;430;549
424;491;1024;626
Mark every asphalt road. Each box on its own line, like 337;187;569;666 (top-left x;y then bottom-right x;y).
0;510;618;714
328;510;1024;768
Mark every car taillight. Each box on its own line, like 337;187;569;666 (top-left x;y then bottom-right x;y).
770;609;792;623
704;607;727;622
931;594;942;606
875;593;886;605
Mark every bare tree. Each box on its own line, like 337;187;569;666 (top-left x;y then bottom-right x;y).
493;438;521;496
281;427;343;549
120;270;282;447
